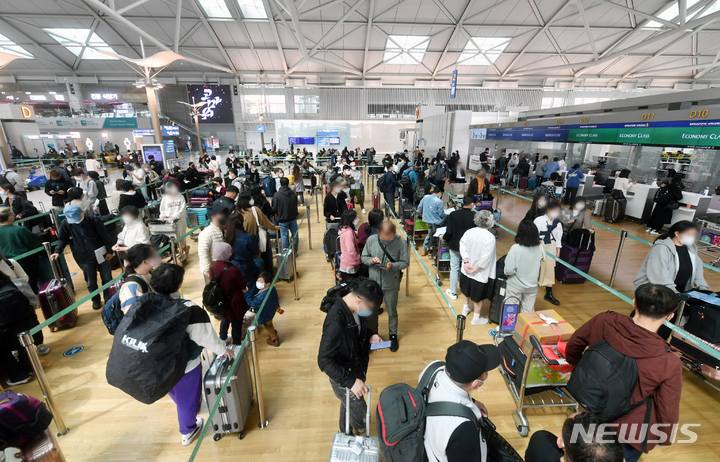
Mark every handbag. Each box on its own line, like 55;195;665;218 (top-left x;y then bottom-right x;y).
610;189;625;201
666;199;680;210
251;206;268;252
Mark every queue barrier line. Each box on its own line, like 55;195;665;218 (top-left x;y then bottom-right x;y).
15;211;53;225
496;186;720;275
188;186;319;461
447;190;720;362
381;194;459;318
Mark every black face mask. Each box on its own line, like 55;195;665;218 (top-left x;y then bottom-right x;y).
216;218;228;227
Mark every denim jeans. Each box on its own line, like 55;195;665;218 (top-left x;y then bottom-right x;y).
449;250;461;295
423;223;438;252
279;220;299;251
330;378;367;433
79;259;113;304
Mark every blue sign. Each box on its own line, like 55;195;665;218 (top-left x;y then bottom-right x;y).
317;129;339;136
450;70;458;99
162;125;180;137
288;136;315;145
163;139;176;156
102;118;138;129
133;129;155;137
63;346;84;357
257;125;266;133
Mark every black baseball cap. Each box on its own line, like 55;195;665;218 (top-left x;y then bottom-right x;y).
445;341;501;383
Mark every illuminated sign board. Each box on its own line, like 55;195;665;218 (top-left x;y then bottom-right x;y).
161;125;180;137
90;93;118;100
186;85;234;123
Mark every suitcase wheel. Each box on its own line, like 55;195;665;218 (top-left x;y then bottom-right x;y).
238;431;244;440
213;433;222;442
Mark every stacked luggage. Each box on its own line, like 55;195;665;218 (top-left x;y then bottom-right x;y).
190;188;214;206
556;230;595;284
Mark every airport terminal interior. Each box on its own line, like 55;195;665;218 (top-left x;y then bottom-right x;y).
4;0;720;461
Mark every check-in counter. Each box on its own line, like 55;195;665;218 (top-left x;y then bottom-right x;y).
624;183;658;222
577;174;606;198
671;192;711;225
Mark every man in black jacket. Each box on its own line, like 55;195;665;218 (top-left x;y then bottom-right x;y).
212;185;239;215
318;279;384;433
184;163;201;190
272;177;299;250
441;195;477;300
51;205;114;310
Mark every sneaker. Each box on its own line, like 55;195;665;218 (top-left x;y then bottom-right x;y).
650;230;660;235
362;208;367;214
389;334;399;352
471;315;489;326
445;289;458;300
420;249;428;256
544;293;561;305
92;300;102;310
645;228;651;233
181;417;203;446
223;336;232;345
461;305;472;317
36;344;50;356
7;374;32;386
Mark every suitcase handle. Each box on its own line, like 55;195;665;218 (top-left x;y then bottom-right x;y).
43;242;64;281
344;386;372;437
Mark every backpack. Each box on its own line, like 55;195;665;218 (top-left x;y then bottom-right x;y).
413;181;428;204
323;227;340;260
399;172;411;188
0;392;53;445
102;275;150;335
202;265;233;317
94;178;108;200
377;173;388;193
654;186;671;206
262;177;276;197
106;293;192;404
566;340;655;451
376;362;481;462
319;278;361;313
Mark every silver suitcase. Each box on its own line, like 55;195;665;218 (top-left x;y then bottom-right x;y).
592;198;606;216
329;387;381;462
276;237;295;282
203;343;254;441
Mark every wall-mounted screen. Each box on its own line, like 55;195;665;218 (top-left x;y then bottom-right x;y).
289;136;315;145
186;85;234;123
317;129;339;136
318;136;341;146
470;128;487;139
141;144;164;164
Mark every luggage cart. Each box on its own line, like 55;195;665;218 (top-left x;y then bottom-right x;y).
493;331;579;437
433;240;451;285
697;219;720;267
148;219;186;264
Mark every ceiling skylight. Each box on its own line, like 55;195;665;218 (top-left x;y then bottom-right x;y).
238;0;267;18
645;0;703;28
0;33;33;58
383;35;430;65
45;28;118;60
458;37;510;66
198;0;233;18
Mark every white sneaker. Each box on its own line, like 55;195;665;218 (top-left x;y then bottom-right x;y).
446;289;458;300
650;230;660;235
645;228;651;233
181;417;203;446
36;344;50;356
461;305;472;317
7;374;32;386
362;208;367;214
471;315;489;326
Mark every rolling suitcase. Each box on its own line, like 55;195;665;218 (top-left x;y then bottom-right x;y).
203;344;253;441
329;387;380;462
20;429;66;462
190;197;213;206
275;237;295;282
603;197;621;223
373;191;380;209
517;177;528;190
39;243;77;332
592;198;606;216
527;176;539;191
556;233;594;284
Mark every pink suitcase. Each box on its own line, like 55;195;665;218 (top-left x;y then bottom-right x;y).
21;429;66;462
39;243;77;332
190;197;213;206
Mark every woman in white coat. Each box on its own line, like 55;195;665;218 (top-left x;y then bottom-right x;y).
159;178;189;257
459;210;497;326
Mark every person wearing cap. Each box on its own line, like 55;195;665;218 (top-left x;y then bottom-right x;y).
1;163;25;192
422;340;501;462
51;204;114;310
198;208;228;281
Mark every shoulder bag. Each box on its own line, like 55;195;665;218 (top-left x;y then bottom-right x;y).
251;206;268;252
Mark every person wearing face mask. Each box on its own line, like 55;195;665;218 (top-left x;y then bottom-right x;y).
244;271;281;347
128;161;147;199
51;205;114;310
563;163;584;205
646;176;683;235
246;164;260;185
228;168;245;193
143;163;160;201
72;168;90;192
525;194;548;222
422;340;501;462
361;221;409;352
213;177;226;196
113;206;151;256
429;157;448;187
318;278;384;434
417;187;445;257
566;284;682;462
347;163;364;213
237;192;280;240
633;220;709;293
211;242;250;345
324;181;349;224
198;208;229;281
337;210;362;280
159;178;189;256
0;183;38;221
565;196;594;236
117;243;159;315
533;201;564;306
67;187;95;217
272;177;299;251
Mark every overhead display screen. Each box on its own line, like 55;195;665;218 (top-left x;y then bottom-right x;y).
470;128;487;139
186;85;234;123
318;136;341;146
289;136;315;145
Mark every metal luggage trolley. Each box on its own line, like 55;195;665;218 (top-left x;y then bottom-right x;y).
493;331;579;437
433;240;451;285
696;219;720;266
148;219;187;264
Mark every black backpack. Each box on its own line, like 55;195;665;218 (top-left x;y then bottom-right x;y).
377;173;388;193
654;186;671;206
319;279;362;313
566;340;655;451
399;173;411;189
106;293;192;404
323;227;340;260
202;265;233;317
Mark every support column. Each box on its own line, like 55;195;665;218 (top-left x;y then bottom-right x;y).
145;85;163;145
65;82;84;113
0;121;11;168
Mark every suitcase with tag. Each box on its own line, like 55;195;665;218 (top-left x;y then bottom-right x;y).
275;237;295;282
329;388;380;462
20;429;66;462
38;243;77;332
203;343;254;441
592;198;606;216
190;197;213;206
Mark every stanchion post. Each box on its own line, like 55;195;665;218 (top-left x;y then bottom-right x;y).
292;238;299;301
456;315;466;343
248;326;268;429
405;237;411;297
609;230;628;288
306;206;313;250
18;332;69;437
316;187;320;223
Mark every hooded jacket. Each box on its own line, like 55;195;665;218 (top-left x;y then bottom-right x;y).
566;311;682;452
633;237;709;292
272;186;299;223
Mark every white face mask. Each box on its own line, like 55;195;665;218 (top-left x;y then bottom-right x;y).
538;199;547;208
146;256;162;268
333;188;341;194
351;165;357;170
249;198;255;206
166;187;178;195
256;281;266;290
679;234;696;247
121;216;134;225
472;379;487;391
279;172;284;177
574;203;585;211
548;211;560;220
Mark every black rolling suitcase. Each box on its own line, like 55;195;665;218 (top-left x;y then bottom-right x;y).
603;196;621;223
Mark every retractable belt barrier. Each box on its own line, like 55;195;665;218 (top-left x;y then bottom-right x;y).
445;189;720;362
188;186;319;461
